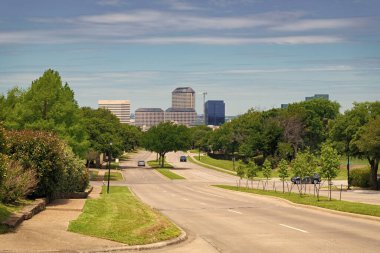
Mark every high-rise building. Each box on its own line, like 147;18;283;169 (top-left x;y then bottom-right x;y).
305;94;329;101
205;100;225;126
165;108;197;127
98;100;131;124
135;108;164;131
172;87;195;109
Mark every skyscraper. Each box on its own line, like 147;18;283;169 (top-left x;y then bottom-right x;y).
172;87;195;109
135;108;164;131
165;87;197;126
98;100;131;124
205;100;225;126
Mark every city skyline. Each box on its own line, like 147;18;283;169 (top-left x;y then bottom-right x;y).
0;0;379;115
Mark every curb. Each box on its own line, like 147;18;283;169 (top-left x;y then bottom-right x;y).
1;198;47;229
82;229;187;253
214;186;380;223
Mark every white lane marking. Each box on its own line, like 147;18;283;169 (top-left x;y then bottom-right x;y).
279;224;308;233
183;198;189;201
200;202;207;205
228;209;242;214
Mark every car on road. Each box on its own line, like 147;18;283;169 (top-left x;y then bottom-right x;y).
137;160;145;167
180;156;187;162
291;173;321;184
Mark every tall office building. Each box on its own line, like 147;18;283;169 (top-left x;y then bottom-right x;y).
205;100;225;126
305;94;329;101
98;100;131;124
172;87;195;109
165;108;197;127
135;108;164;131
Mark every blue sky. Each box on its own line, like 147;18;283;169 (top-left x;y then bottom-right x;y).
0;0;379;115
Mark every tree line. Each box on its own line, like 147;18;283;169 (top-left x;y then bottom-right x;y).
143;99;380;190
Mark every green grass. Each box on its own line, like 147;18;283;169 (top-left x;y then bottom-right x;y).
89;170;100;181
192;155;281;178
147;160;173;168
215;185;380;217
340;157;367;166
188;156;236;176
68;186;181;245
0;201;31;234
156;169;185;180
104;171;123;181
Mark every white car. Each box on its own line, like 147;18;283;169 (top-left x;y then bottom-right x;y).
137;161;145;167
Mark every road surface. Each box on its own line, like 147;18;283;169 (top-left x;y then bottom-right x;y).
117;151;380;253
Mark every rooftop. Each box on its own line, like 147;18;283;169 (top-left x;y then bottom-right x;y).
135;108;164;112
165;108;196;112
172;87;195;94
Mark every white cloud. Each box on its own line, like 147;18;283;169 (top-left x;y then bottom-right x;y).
162;0;200;10
224;65;354;74
125;35;344;45
97;0;123;6
272;18;368;32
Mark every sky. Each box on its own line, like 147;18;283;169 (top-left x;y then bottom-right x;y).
0;0;379;115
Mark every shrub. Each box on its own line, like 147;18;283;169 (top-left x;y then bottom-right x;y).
5;130;89;198
0;160;38;203
350;168;371;188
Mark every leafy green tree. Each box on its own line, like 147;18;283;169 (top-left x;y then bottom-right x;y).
189;125;212;159
2;70;89;157
278;159;289;193
262;159;272;189
353;117;380;189
320;143;341;200
245;160;258;189
143;122;191;167
235;162;245;188
287;99;340;150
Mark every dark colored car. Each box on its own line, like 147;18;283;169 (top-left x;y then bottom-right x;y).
180;156;187;162
137;160;145;167
291;173;320;184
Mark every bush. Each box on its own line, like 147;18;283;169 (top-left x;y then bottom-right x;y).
5;130;88;198
0;160;38;203
350;168;371;188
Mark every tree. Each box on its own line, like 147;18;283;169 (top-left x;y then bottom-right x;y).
143;122;191;167
320;144;341;200
2;70;89;157
278;159;289;193
353;117;380;189
262;159;272;189
245;160;258;189
189;125;212;159
286;99;340;150
332;102;380;190
235;162;245;188
291;151;309;195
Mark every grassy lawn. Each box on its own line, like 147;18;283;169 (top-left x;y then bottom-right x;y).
156;169;185;180
68;186;181;245
147;160;173;168
147;160;185;180
192;155;281;178
89;170;100;181
104;171;123;181
0;201;31;234
188;156;236;176
215;185;380;217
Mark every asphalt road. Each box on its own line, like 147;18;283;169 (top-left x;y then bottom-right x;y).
119;151;380;253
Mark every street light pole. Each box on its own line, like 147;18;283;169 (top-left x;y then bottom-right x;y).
107;142;112;194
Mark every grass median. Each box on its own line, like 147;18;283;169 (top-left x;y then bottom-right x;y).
215;185;380;217
147;160;185;180
68;186;181;245
104;171;123;181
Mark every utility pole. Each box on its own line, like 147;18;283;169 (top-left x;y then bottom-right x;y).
202;92;207;125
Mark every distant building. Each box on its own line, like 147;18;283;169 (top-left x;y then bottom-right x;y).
305;94;329;101
172;87;195;109
205;100;225;126
98;100;130;124
165;108;197;127
281;104;289;109
135;108;164;131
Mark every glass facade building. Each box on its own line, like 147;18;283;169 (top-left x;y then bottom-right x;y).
205;100;225;126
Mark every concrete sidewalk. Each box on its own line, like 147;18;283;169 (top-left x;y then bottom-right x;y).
0;186;125;252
